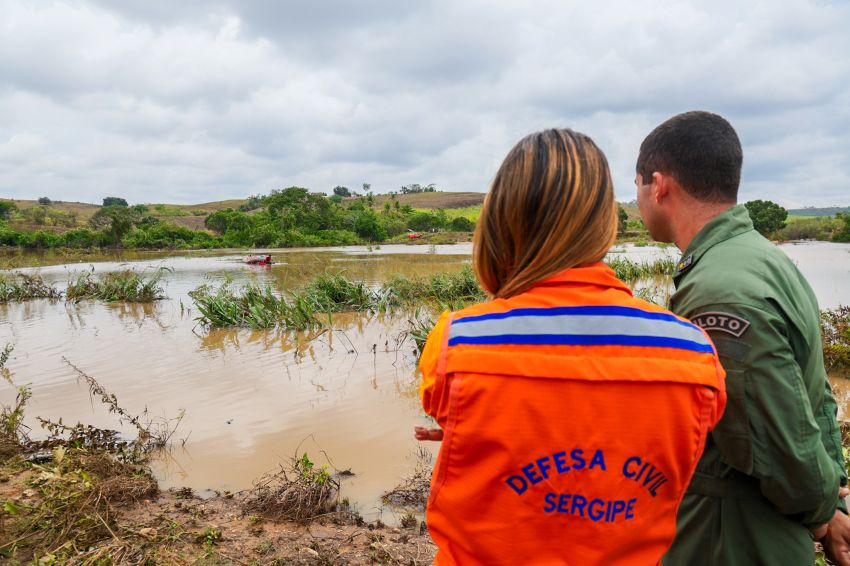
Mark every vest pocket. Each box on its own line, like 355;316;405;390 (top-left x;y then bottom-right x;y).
715;368;754;475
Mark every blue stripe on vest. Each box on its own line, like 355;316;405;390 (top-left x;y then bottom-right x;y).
453;305;693;328
446;333;715;354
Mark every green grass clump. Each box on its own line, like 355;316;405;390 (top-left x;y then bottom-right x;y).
0;272;62;302
607;256;676;281
66;267;170;302
190;260;681;330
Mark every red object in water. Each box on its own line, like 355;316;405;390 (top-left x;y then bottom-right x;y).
244;255;272;265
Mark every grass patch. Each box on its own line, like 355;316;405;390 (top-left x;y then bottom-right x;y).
66;267;170;302
190;266;487;330
0;272;62;302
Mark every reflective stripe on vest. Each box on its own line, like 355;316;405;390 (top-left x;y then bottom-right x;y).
449;305;713;354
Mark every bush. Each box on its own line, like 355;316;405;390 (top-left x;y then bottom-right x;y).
102;197;128;207
407;211;445;231
62;228;102;248
449;216;475;232
776;217;839;241
834;213;850;243
38;197;52;205
354;210;388;242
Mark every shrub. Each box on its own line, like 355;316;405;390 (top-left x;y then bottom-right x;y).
449;216;475;232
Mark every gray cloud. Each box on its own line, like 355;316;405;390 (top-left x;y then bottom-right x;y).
1;0;849;206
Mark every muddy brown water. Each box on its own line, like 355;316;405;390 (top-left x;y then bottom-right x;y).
1;242;848;522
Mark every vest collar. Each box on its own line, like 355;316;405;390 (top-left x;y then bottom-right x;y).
536;262;633;294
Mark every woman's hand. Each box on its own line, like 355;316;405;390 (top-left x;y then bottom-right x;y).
414;426;444;441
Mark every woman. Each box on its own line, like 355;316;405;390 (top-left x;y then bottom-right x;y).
416;129;726;565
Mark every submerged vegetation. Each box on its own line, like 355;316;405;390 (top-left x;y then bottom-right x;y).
0;272;62;302
66;267;170;302
189;258;678;331
190;266;487;330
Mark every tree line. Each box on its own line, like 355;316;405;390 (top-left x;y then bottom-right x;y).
0;189;476;250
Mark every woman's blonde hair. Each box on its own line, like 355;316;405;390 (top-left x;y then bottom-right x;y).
473;128;617;298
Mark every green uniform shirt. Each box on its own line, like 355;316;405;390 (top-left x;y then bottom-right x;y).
662;205;846;566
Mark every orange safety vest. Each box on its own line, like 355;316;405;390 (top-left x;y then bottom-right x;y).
419;263;726;566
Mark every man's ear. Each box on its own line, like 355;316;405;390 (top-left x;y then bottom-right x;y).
651;171;672;203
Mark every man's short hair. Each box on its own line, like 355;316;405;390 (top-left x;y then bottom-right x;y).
636;111;742;203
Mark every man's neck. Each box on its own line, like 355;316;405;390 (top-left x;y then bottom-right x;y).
673;201;736;252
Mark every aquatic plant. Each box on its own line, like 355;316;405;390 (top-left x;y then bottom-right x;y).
606;256;676;281
0;272;62;302
66;267;170;302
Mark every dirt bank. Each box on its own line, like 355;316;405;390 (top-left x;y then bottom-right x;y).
0;459;436;565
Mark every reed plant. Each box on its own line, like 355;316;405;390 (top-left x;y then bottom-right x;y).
606;256;676;281
190;259;679;330
66;267;170;302
0;272;62;302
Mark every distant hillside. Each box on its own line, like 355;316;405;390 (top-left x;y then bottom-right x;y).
370;191;486;209
787;206;850;217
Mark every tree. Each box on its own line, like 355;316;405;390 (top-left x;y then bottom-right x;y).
89;205;141;243
333;186;352;198
354;209;388;242
617;204;628;235
834;213;850;243
38;197;52;205
450;216;475;232
0;200;17;220
265;187;337;231
745;200;788;238
102;197;129;207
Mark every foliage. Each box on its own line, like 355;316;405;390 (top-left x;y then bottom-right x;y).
449;216;475;232
617;204;628;235
66;268;170;302
777;216;840;241
238;194;264;212
0;200;17;220
333;186;352;197
102;197;128;207
121;221;220;249
399;183;437;194
821;306;850;373
745;199;788;238
38;197;52;205
834;213;850;243
0;273;62;302
89;205;142;244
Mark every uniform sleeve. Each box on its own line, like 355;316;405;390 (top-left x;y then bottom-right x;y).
696;302;841;526
419;311;451;424
818;378;848;513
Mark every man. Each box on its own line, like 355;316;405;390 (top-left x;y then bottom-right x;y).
635;110;850;565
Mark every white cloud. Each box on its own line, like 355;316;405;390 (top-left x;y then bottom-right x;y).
1;0;848;205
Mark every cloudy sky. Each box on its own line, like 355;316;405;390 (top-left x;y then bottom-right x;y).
1;0;848;207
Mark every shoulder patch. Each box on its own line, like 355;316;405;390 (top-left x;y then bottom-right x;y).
691;311;750;338
676;255;694;275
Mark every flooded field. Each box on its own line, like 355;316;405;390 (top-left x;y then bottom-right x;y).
1;242;848;521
